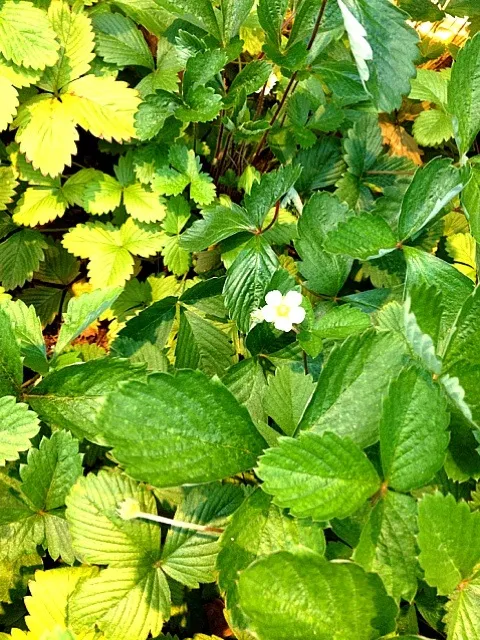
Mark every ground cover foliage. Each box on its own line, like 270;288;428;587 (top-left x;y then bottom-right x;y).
1;0;480;638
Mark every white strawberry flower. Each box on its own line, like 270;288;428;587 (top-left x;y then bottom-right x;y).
259;290;306;332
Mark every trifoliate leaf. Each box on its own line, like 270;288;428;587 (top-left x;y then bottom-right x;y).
323;212;397;260
14;95;79;177
66;470;170;639
64;168;123;214
0;306;23;397
223;236;278;333
295;192;353;296
354;491;418;601
299;331;408;448
92;12;154;69
398;158;465;241
55;286;122;354
413;109;454;147
13;185;68;227
445;569;480;640
380;367;449;492
161;484;244;588
39;0;95;93
258;431;379;521
448;31;480;157
27;358;146;441
264;366;315;436
1;299;48;373
62;219;164;289
62;74;141;142
136;39;182;96
237;551;397;640
0;0;59;70
97;370;266;486
418;492;480;595
0;431;82;563
0;396;39;466
338;0;418;112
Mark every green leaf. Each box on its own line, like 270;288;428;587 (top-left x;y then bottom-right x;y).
399;0;444;21
295;192;352;296
323;212;397;260
224;237;278;333
93;13;154;69
0;229;47;291
26;358;146;442
257;0;287;46
339;0;418;112
180;204;255;252
98;370;266;486
237;551;397;640
445;569;480;640
223;358;268;426
136;39;182;96
39;1;95;93
161;484;244;588
418;492;480;596
313;304;371;340
134;90;181;141
353;491;418;601
175;308;234;378
264;366;315;436
54;287;122;355
20;285;63;327
0;166;18;209
398;158;465;241
217;488;325;634
448;32;480;156
155;0;222;40
413;109;454;147
299;331;408;448
1;299;48;373
462;161;480;243
66;470;169;640
410;68;450;105
0;396;39;466
115;297;177;350
404;247;474;340
221;0;254;41
225;59;271;105
243;165;301;228
34;238;79;286
380;367;449;492
0;0;59;70
0;307;23;398
257;431;380;521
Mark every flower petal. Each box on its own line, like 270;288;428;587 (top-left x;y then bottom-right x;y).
284;290;303;307
265;290;283;306
260;305;276;322
289;306;306;324
274;317;293;332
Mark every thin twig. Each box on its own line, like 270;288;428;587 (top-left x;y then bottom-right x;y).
136;511;223;535
260;200;281;234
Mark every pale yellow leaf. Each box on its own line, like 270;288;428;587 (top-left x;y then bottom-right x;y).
446;232;477;282
0;76;18;131
120;217;165;256
15;96;79;177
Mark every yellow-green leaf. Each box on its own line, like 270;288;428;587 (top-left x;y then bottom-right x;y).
13;187;67;227
40;0;95;93
0;0;59;70
123;183;166;223
0;76;18;131
62;74;140;142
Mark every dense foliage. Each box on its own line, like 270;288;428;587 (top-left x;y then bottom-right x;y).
1;0;480;638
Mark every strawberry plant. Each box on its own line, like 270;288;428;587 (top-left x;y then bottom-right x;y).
1;0;480;639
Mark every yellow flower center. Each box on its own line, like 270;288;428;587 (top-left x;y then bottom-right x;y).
276;303;290;317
